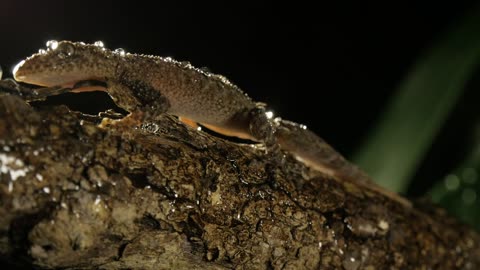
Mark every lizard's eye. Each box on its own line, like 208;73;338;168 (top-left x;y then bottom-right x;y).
56;43;75;59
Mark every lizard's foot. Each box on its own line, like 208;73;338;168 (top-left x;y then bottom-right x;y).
248;106;286;166
248;106;276;147
99;111;144;131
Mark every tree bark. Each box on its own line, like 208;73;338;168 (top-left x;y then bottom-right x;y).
0;80;479;269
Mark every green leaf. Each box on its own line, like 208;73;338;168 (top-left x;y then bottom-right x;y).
352;7;480;192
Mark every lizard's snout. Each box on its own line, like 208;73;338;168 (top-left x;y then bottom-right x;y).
12;60;26;81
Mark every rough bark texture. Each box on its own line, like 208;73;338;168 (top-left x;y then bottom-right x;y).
0;80;479;269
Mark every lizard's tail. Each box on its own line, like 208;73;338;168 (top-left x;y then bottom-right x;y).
274;118;412;207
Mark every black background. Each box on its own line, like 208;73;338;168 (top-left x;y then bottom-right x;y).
1;1;480;196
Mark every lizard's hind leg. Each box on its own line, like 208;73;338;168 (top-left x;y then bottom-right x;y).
248;106;277;148
247;106;286;166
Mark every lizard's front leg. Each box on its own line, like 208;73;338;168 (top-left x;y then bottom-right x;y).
100;80;171;128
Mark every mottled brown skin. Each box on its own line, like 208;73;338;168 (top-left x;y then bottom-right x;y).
13;40;410;206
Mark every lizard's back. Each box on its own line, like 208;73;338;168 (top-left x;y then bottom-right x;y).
123;55;257;138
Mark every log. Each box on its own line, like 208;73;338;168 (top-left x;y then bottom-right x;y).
0;80;479;269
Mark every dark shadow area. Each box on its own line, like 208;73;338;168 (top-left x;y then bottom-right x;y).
29;91;128;117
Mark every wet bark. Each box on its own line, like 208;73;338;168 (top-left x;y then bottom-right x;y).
0;80;479;269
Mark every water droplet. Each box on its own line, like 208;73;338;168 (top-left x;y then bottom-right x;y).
377;219;389;231
14;159;24;167
38;49;46;54
57;43;75;59
46;40;58;50
462;188;477;204
94;195;101;205
342;248;362;270
43;187;50;194
444;174;460;191
94;41;104;47
3;146;10;152
164;57;173;62
265;111;274;119
114;48;126;56
0;154;29;181
342;256;361;270
35;174;43;182
196;126;202;131
200;66;211;73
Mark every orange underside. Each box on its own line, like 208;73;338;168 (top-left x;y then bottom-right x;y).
71;85;108;93
179;117;254;140
202;122;255;140
178;117;199;129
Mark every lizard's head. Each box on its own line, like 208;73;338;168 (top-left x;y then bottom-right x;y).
13;40;119;87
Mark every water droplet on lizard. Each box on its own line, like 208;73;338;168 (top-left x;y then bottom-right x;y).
57;43;75;59
46;40;58;50
200;66;211;73
114;48;126;56
94;41;105;48
38;49;46;55
180;61;192;68
265;111;274;119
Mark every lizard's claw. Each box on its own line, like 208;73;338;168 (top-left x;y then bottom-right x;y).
99;111;144;130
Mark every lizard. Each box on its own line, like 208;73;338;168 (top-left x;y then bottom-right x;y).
13;40;411;207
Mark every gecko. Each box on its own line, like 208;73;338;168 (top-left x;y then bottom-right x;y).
13;40;411;207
